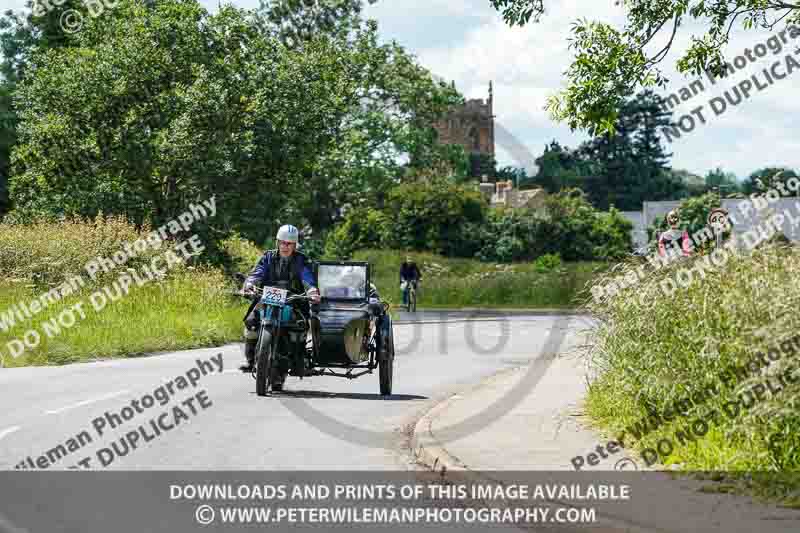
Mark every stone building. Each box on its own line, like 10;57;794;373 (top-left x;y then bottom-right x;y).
432;82;495;159
478;178;548;211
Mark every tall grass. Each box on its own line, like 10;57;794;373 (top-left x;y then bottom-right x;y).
0;270;245;367
0;217;249;367
0;214;165;286
583;243;800;501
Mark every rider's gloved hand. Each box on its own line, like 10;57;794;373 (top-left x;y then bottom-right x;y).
307;287;321;304
243;280;256;296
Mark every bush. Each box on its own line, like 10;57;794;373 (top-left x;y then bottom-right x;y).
323;185;632;263
220;232;263;275
476;190;632;262
382;178;487;256
589;208;636;261
323;206;389;260
533;253;562;272
475;208;539;262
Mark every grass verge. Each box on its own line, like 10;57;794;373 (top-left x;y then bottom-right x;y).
0;269;248;368
583;242;800;503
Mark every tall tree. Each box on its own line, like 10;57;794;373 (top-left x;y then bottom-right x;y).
670;168;706;197
0;82;13;216
490;0;800;134
287;21;463;231
10;0;364;242
1;0;88;216
256;0;378;47
705;167;740;195
530;140;586;193
578;90;682;210
9;0;461;245
254;1;465;230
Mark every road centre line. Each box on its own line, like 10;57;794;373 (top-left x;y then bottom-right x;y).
44;390;131;415
0;426;21;442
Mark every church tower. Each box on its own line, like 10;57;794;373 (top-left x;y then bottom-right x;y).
432;82;496;159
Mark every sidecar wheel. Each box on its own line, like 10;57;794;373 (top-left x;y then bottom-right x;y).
378;323;394;396
379;355;393;396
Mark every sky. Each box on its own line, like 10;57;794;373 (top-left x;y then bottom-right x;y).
8;0;799;180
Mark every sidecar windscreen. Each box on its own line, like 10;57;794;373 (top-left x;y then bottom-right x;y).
317;263;368;301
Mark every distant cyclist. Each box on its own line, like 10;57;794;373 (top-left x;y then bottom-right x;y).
399;256;421;307
658;210;692;259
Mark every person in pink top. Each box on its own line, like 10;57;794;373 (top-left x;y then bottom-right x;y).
658;210;693;258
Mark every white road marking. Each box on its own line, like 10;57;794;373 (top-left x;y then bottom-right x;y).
44;390;131;415
0;511;32;533
0;426;21;442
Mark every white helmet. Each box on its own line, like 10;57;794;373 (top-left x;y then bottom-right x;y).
276;224;299;243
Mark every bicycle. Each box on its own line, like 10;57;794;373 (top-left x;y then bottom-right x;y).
404;280;418;313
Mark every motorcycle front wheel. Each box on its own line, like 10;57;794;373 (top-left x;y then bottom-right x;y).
255;326;273;396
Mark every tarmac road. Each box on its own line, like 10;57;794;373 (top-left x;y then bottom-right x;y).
0;312;591;471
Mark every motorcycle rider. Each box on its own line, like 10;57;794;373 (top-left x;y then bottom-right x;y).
240;224;321;374
658;210;692;259
399;256;421;306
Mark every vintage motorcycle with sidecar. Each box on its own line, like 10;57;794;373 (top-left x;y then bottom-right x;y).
239;261;395;396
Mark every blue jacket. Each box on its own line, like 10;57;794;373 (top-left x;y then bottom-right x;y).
246;250;316;292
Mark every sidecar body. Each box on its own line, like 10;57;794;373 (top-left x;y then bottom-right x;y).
310;261;395;394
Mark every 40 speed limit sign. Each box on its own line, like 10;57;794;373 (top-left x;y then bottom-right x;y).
707;208;730;247
707;208;729;229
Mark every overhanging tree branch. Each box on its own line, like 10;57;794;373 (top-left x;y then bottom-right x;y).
645;14;681;67
490;0;800;132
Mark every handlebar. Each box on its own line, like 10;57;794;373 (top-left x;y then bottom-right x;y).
287;294;314;303
236;289;317;304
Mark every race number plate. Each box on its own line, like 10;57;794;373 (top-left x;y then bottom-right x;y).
262;286;288;305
